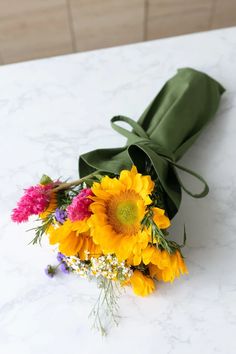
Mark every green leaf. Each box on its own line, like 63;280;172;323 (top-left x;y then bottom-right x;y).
40;174;53;185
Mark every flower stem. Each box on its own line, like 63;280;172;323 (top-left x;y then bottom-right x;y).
51;172;98;193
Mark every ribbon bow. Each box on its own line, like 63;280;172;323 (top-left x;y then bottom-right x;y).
79;68;224;218
111;115;209;216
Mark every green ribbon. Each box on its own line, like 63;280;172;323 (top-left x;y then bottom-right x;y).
79;68;225;218
111;115;209;198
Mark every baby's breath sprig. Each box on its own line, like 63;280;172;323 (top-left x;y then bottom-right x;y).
89;277;122;336
64;254;133;280
64;253;132;335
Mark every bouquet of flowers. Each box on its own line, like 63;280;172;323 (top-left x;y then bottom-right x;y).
12;68;224;334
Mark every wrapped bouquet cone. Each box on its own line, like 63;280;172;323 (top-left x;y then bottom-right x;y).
79;68;225;218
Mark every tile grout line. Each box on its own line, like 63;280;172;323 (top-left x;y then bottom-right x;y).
209;0;217;29
143;0;149;41
66;0;77;52
0;52;4;65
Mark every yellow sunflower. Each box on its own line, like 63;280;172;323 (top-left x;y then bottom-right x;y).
148;249;188;283
153;207;171;230
129;270;155;296
89;166;155;262
47;219;101;259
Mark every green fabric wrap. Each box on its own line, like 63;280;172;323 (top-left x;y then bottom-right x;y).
79;68;225;218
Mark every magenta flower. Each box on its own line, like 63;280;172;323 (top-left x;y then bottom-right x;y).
11;184;53;223
67;188;93;222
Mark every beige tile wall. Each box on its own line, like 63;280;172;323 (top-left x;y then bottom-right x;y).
0;0;235;64
211;0;236;28
0;0;73;64
69;0;145;51
146;0;214;39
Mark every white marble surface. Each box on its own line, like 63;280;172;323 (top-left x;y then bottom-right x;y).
0;27;236;354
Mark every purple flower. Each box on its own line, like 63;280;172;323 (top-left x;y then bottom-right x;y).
60;262;70;274
56;252;65;262
44;265;57;278
55;208;67;223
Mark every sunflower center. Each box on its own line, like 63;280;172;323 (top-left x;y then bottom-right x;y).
116;201;138;225
106;191;144;234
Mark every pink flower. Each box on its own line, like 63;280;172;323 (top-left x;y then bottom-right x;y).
11;184;52;223
67;188;93;222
